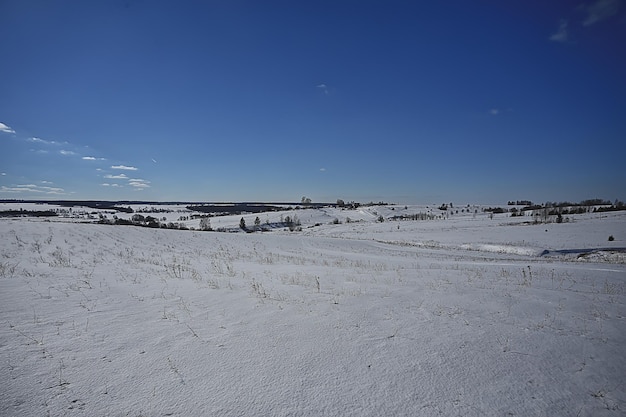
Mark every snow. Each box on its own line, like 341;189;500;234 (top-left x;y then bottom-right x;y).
1;205;625;416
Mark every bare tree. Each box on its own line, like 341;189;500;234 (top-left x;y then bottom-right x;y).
199;217;211;231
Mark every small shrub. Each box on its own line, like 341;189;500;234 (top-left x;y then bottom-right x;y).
608;235;614;241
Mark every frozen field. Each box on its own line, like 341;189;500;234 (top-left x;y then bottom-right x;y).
1;207;625;416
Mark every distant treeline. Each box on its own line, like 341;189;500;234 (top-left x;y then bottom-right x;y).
100;215;175;229
389;213;438;221
97;213;304;233
488;199;626;220
188;204;291;215
507;200;533;206
0;210;57;218
0;200;138;212
507;198;621;208
0;200;333;214
187;202;337;215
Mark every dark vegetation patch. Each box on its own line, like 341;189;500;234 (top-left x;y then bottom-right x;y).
0;210;57;218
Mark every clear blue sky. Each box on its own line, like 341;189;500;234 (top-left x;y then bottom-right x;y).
1;0;625;204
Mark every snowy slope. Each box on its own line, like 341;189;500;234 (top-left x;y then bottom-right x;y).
1;211;625;416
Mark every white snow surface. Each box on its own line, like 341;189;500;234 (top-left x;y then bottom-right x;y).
1;206;625;416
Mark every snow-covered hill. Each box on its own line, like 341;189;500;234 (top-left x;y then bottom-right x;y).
1;206;625;416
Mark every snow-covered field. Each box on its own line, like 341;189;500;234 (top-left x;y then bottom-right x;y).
1;205;625;416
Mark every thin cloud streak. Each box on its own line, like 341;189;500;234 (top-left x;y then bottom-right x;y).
111;165;138;171
549;20;568;42
0;184;66;194
582;0;620;26
0;122;15;134
29;137;68;146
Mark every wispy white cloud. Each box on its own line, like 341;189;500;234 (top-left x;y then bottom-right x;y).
0;184;66;195
41;186;65;194
316;83;329;95
128;178;151;189
82;156;106;161
489;108;513;116
320;168;326;172
549;20;569;42
1;173;6;176
104;174;128;180
101;183;123;187
60;150;77;156
582;0;620;26
111;165;138;171
28;137;68;146
551;0;620;44
1;186;37;193
0;122;15;134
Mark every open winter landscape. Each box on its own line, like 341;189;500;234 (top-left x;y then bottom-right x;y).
1;201;625;416
2;1;625;415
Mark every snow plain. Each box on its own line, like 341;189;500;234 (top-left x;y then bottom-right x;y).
1;205;625;416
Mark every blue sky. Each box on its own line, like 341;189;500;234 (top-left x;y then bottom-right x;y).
1;0;625;204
